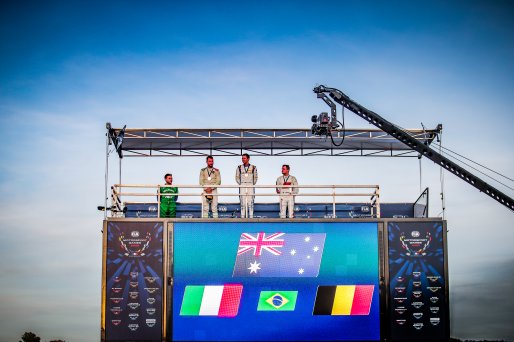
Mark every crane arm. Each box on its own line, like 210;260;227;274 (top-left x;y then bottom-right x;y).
313;85;514;212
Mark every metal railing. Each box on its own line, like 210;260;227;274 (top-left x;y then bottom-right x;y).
111;184;380;218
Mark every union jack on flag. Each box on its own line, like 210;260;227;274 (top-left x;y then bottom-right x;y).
237;232;285;256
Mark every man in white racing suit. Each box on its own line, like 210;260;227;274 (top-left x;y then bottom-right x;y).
235;153;258;218
276;164;298;219
199;155;221;218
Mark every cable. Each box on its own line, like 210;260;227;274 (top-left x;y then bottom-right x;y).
328;106;346;147
329;131;345;146
329;133;343;146
433;143;514;183
438;145;514;192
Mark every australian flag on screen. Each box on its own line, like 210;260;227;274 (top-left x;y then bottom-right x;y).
232;232;326;277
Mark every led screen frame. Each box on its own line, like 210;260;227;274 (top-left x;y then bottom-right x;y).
168;221;383;342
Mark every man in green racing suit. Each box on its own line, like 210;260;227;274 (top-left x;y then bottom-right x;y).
159;173;178;218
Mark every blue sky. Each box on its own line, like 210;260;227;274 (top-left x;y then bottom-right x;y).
1;1;514;341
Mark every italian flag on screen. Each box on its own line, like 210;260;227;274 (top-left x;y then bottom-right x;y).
180;284;243;317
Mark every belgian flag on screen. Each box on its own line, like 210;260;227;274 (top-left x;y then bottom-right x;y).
313;285;374;315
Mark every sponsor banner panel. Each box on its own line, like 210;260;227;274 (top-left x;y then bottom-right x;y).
105;221;163;342
388;221;448;341
172;222;380;341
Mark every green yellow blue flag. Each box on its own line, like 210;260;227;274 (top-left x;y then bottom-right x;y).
257;291;298;311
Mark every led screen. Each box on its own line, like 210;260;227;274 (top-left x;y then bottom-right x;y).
388;221;448;340
105;221;163;341
171;222;380;341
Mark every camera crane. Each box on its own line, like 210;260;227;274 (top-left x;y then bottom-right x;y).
311;85;514;212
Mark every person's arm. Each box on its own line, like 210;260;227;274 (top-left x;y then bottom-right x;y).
292;177;299;195
253;165;258;184
276;177;281;194
199;169;204;186
201;170;213;193
173;187;178;202
235;166;241;185
216;169;221;186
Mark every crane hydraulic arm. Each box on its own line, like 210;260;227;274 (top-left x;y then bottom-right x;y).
313;85;514;212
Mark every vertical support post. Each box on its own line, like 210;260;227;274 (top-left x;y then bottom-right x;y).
245;189;248;219
439;129;446;220
119;157;122;188
104;131;109;219
419;157;423;194
332;185;336;218
376;186;381;218
157;185;161;218
118;157;122;213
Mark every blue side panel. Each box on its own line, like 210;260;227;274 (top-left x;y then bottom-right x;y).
380;203;414;218
124;203;377;218
124;202;415;218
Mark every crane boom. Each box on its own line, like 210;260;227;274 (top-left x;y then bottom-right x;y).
313;85;514;212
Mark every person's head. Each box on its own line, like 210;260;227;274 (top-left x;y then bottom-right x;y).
242;153;250;165
206;155;214;168
164;173;173;185
281;164;290;176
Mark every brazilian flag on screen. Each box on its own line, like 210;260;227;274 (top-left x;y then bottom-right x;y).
257;291;298;311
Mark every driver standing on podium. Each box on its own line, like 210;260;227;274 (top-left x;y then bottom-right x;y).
235;153;258;218
199;155;221;218
276;164;298;218
159;173;178;218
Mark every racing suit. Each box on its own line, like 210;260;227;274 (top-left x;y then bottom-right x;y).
199;167;221;218
159;186;178;218
236;164;258;218
276;175;298;218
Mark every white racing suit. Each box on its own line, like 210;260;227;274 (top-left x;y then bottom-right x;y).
236;164;258;218
199;167;221;218
276;175;298;218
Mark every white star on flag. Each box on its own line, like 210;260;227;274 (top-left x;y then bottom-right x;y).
248;261;261;274
298;268;304;274
290;249;296;256
304;236;310;242
313;246;319;252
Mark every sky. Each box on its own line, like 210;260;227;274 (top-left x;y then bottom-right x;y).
1;1;514;341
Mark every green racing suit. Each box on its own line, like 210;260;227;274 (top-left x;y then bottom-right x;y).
159;186;178;218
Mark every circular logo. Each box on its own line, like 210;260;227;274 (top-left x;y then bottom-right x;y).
131;231;140;238
272;295;284;307
411;231;420;238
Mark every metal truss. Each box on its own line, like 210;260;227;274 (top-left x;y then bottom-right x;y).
116;128;439;157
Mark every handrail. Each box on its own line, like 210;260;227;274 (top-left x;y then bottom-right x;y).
113;184;379;188
110;184;380;218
